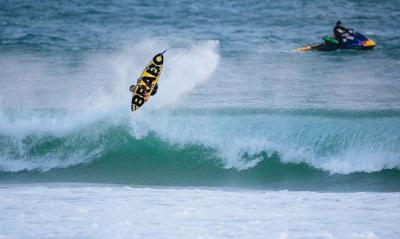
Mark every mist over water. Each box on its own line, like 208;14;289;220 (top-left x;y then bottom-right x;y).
1;0;400;191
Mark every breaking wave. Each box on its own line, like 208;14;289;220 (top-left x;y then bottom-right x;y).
1;107;399;191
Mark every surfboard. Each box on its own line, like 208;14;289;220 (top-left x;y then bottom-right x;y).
131;52;165;111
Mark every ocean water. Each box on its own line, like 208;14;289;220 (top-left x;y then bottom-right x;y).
1;0;400;238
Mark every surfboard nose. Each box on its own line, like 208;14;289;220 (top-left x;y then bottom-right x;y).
153;53;164;65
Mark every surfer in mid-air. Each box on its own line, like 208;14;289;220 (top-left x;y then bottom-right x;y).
129;77;158;101
130;52;164;111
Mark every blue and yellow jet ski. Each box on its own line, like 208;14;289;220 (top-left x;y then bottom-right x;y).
296;31;376;52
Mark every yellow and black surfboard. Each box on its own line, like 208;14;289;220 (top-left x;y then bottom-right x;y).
131;51;165;111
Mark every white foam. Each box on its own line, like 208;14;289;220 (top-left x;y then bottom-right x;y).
0;109;118;138
91;39;220;112
149;40;220;109
0;38;219;114
0;185;399;238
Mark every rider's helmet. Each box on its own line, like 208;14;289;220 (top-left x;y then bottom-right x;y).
336;20;342;26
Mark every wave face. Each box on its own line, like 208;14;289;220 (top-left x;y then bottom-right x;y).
1;108;399;191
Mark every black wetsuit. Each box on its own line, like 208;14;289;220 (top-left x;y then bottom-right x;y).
333;25;351;45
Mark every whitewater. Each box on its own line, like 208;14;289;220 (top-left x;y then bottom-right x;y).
1;0;400;238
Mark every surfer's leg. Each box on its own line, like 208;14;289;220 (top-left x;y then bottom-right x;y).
150;84;158;96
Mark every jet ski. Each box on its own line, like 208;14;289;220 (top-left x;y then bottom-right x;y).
296;31;376;52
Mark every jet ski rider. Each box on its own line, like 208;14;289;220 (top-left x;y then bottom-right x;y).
333;21;353;46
